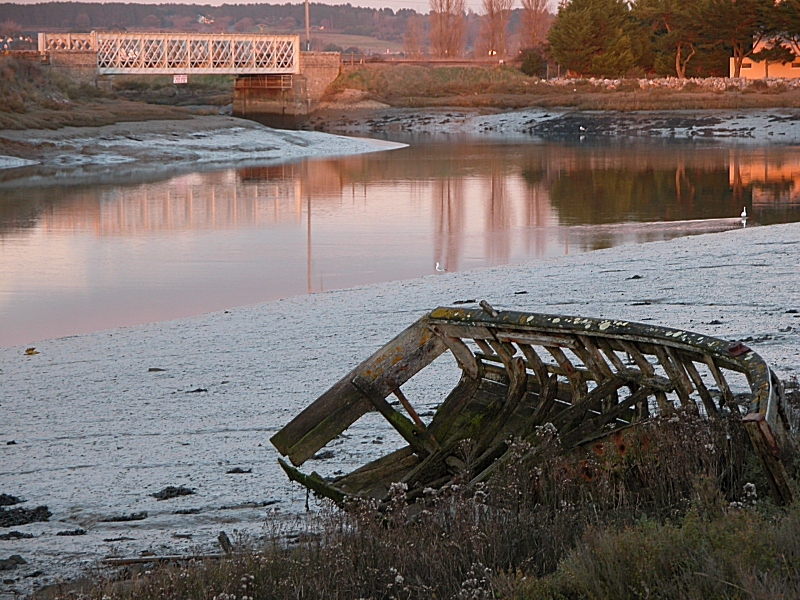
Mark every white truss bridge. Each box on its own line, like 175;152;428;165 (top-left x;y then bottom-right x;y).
39;32;300;75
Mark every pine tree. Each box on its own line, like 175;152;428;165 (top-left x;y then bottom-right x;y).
634;0;701;78
548;0;644;77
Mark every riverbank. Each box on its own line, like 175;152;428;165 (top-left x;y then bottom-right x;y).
307;105;800;144
0;116;404;188
1;220;799;598
4;105;800;192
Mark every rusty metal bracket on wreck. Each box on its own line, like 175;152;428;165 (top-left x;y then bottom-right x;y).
271;305;795;505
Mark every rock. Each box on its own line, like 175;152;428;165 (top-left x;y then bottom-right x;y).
0;555;26;571
0;506;51;527
0;494;23;506
100;512;147;522
55;529;86;536
312;450;335;460
226;467;252;474
173;508;201;514
0;531;34;540
151;486;195;500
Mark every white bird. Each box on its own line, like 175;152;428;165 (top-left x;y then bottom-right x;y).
435;262;446;272
741;207;747;219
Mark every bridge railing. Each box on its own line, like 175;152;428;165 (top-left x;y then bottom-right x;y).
39;32;96;52
39;32;300;75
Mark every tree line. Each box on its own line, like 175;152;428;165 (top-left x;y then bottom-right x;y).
0;2;415;43
548;0;800;78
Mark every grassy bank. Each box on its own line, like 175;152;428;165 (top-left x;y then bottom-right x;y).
0;56;214;130
328;64;800;110
59;394;800;600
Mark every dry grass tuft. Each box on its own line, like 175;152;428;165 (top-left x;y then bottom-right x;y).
71;410;792;600
329;64;800;110
0;56;197;130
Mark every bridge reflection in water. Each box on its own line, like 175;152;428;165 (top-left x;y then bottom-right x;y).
2;140;800;346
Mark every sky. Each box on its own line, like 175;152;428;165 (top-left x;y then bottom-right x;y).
4;0;505;16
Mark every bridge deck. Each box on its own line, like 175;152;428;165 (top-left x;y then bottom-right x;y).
39;32;300;75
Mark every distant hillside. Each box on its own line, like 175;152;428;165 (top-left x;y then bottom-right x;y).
0;2;416;44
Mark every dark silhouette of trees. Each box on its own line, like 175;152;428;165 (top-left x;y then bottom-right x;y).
634;0;700;78
548;0;645;77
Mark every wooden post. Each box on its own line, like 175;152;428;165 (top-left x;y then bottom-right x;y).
742;412;793;505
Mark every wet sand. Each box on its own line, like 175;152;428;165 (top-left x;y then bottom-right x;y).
1;220;799;598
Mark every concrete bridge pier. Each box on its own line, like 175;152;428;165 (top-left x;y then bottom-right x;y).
233;52;340;129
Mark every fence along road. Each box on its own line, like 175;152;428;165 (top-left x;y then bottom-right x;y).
38;32;300;75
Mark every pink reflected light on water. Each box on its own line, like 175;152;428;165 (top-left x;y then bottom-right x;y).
1;140;798;347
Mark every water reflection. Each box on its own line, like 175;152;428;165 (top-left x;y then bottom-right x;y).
1;139;799;347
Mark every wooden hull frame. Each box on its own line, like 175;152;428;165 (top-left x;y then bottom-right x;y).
271;305;794;505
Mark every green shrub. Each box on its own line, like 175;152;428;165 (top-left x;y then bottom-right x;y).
521;50;545;78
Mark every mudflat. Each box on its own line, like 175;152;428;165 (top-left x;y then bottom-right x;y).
1;220;799;597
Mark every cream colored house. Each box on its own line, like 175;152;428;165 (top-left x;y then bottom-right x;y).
731;39;800;78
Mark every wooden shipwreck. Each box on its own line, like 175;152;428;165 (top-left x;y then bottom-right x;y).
271;303;794;505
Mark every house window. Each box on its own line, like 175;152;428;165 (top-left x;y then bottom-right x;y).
742;63;752;69
792;62;800;68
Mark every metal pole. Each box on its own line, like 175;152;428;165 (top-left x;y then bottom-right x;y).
305;0;310;51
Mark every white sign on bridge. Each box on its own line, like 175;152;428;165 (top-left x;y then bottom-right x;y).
173;74;188;84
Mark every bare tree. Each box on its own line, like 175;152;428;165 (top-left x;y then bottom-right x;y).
404;14;424;55
429;0;466;57
519;0;550;49
478;0;514;58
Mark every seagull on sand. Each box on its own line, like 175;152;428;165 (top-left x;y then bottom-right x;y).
435;262;446;272
741;207;747;219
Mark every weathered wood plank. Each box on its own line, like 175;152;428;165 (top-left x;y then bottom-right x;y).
426;372;483;442
704;354;735;407
655;346;692;408
550;375;627;434
526;373;559;430
621;340;673;414
332;447;415;484
579;335;616;380
496;331;580;350
475;347;528;456
270;319;446;465
429;326;481;380
475;338;495;356
682;357;718;416
743;413;794;505
563;386;652;448
278;459;345;504
335;449;420;493
666;346;696;405
596;337;627;371
547;347;587;400
352;375;437;457
517;343;550;388
431;322;495;340
394;387;427;430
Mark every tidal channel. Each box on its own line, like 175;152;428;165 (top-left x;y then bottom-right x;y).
2;136;799;347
